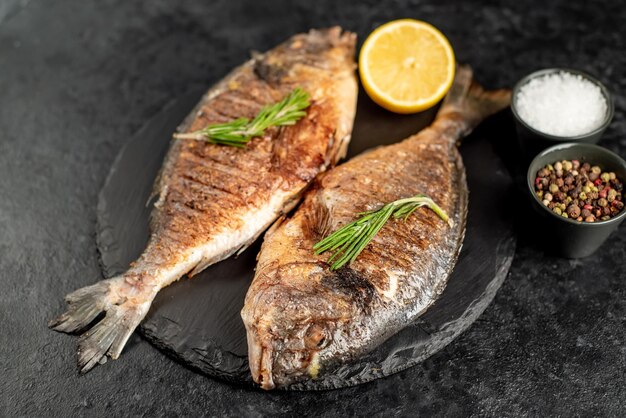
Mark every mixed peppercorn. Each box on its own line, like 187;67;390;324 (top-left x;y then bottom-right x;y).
534;159;624;222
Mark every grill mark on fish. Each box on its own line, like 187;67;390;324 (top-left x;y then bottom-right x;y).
178;160;260;197
179;174;248;207
182;149;275;192
184;147;258;175
186;132;275;164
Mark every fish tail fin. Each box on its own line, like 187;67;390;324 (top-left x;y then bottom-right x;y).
437;64;511;137
49;275;154;373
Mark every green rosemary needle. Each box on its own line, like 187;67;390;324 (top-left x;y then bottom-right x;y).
313;194;451;271
173;87;310;147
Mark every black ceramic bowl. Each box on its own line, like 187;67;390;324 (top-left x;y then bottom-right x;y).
512;68;614;158
527;143;626;258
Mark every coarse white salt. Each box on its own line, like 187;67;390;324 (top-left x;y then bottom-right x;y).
515;71;608;137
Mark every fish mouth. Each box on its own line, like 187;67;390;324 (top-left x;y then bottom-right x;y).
246;329;275;390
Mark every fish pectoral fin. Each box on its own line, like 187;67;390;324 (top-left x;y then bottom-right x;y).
307;196;333;238
188;257;214;277
49;276;155;373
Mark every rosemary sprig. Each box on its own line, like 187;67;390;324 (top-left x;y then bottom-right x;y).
314;194;451;271
173;87;310;147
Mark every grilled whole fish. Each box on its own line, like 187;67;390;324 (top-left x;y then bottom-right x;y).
241;66;510;390
50;28;357;373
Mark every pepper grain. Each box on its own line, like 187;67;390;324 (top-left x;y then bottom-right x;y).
535;159;624;223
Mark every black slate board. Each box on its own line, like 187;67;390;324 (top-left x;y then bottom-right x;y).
97;87;516;390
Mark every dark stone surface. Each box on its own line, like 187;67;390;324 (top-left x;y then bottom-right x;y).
1;0;624;416
97;82;515;389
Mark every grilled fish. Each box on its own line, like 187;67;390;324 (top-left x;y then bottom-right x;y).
50;28;358;373
241;66;510;390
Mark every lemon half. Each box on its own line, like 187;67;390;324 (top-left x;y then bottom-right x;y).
359;19;456;114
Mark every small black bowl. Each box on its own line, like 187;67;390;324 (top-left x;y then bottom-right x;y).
527;143;626;258
512;68;614;158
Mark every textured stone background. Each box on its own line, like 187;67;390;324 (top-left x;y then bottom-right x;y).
1;0;624;416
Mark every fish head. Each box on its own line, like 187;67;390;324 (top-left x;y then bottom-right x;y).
242;265;374;390
256;27;357;84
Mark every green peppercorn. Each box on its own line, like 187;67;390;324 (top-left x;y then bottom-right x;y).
591;166;601;174
601;172;611;182
579;191;587;200
553;207;562;215
549;184;559;193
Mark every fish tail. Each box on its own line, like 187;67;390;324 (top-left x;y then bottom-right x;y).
437;64;511;137
49;275;155;373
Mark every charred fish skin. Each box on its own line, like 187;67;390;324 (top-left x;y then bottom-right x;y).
49;28;358;373
241;66;511;390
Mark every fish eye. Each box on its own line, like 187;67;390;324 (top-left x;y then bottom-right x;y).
304;323;330;350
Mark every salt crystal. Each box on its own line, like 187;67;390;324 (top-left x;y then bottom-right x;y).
515;71;608;137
